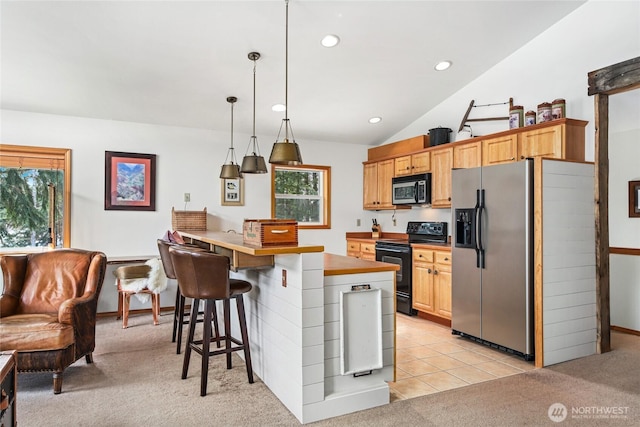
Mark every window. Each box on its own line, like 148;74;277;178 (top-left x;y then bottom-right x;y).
0;144;71;252
271;164;331;229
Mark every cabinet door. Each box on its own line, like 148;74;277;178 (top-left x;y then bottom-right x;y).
434;251;452;319
377;159;396;209
482;134;519;166
413;262;434;313
411;151;431;173
394;155;412;176
431;147;453;208
453;141;481;169
519;124;562;159
363;162;379;209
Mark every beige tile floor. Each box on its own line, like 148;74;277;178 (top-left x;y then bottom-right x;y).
389;314;536;401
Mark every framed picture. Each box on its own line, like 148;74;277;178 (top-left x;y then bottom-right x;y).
630;180;640;218
105;151;156;211
221;178;244;206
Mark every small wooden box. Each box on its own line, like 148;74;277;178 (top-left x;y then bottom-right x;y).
243;219;298;247
171;207;207;231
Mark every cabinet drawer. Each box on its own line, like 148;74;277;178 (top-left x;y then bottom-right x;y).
413;248;433;263
434;251;451;265
361;243;376;255
347;241;361;253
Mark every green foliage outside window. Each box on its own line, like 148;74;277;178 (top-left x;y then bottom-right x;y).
0;167;64;248
274;168;321;223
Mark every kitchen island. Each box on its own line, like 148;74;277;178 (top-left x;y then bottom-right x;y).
178;231;398;424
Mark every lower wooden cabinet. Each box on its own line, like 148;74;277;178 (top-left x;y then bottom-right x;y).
412;247;451;320
346;239;376;261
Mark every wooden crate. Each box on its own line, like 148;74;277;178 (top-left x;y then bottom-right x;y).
171;207;207;231
243;219;298;247
367;135;429;161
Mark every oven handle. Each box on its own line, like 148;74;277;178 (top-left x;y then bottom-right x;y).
375;246;410;254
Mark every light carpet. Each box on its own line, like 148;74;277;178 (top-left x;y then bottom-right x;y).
17;314;639;426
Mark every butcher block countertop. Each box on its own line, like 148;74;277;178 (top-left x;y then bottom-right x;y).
324;253;400;276
178;230;324;256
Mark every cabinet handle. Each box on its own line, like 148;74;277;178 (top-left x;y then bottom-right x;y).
444;257;449;261
511;157;515;161
427;268;432;274
448;197;451;201
418;254;423;258
434;270;438;275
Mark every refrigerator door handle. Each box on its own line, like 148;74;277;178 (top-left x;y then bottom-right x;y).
477;189;486;269
475;190;481;268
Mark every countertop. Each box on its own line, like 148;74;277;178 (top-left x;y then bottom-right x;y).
178;230;324;256
346;231;451;250
324;253;400;276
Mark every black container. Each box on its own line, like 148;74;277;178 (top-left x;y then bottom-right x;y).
428;127;452;146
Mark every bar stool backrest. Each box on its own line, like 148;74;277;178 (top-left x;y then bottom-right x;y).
157;239;179;280
169;247;231;300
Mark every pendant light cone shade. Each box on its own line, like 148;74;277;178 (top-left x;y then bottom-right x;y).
241;52;268;174
269;0;303;165
220;96;242;179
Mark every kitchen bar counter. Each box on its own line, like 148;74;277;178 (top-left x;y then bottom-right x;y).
177;230;395;424
178;230;324;271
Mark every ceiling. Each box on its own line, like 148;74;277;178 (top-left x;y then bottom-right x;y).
1;1;587;146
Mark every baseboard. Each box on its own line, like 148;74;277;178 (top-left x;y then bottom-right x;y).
97;304;191;319
611;325;640;336
415;311;452;328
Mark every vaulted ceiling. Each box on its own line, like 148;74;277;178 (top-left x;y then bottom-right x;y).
1;1;586;146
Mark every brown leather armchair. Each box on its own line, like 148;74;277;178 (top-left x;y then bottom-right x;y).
0;249;107;394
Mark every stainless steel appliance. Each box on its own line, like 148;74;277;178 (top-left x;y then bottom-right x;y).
375;221;447;316
451;160;534;360
391;173;431;205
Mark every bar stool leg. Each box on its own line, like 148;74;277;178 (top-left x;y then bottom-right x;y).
172;287;181;342
182;299;199;380
236;294;254;383
223;298;232;369
212;302;221;348
200;299;213;396
176;295;187;354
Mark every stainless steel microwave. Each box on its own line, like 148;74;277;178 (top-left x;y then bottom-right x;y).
392;173;431;205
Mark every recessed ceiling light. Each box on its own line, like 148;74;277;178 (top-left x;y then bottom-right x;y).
369;117;382;124
272;104;286;112
321;34;340;48
434;60;452;71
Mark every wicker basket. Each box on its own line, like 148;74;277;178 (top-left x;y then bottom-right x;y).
171;207;207;231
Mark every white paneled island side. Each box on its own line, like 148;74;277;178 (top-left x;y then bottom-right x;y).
179;231;398;424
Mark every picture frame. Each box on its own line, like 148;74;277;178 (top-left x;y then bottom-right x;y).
105;151;156;211
629;180;640;218
221;177;244;206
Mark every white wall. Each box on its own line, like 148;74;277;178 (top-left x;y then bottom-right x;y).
0;110;367;257
359;0;640;239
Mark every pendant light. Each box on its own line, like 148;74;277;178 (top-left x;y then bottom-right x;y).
220;96;243;179
269;0;303;165
240;52;268;174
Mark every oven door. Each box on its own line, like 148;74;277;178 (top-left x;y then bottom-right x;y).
375;242;415;316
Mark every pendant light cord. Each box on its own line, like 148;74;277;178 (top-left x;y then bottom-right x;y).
284;0;289;141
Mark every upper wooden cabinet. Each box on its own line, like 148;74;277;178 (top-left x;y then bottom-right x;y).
363;119;587;211
394;151;431;176
430;146;453;208
453;141;481;169
482;119;587;166
482;134;519;166
363;159;395;210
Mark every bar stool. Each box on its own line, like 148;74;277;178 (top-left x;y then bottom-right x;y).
169;246;254;396
157;239;219;354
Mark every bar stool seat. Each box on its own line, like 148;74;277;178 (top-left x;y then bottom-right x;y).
169;246;254;396
157;239;218;354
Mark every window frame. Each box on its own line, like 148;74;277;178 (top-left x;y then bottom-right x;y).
0;144;72;251
270;164;331;230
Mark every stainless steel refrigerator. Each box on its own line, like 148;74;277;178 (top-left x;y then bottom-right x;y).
451;159;534;360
